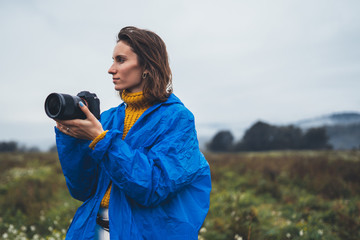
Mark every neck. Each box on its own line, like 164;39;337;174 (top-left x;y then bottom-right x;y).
122;91;151;110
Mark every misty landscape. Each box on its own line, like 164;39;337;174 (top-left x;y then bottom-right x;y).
1;112;360;239
1;0;360;239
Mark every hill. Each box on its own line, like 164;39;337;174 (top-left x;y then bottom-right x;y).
295;112;360;129
294;112;360;150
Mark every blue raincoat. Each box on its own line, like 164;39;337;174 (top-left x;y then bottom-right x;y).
55;94;211;239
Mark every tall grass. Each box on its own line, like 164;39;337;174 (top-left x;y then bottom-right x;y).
0;151;359;239
0;153;81;240
200;150;360;240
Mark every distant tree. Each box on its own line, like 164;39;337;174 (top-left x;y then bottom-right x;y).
0;141;44;153
270;125;302;150
234;121;323;151
0;141;18;152
236;121;276;151
207;130;234;152
301;127;332;149
27;146;41;153
16;144;41;153
209;122;333;152
48;144;57;153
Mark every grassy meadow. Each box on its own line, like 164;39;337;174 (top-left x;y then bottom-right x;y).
0;151;359;240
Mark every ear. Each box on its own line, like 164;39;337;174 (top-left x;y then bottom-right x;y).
142;71;149;79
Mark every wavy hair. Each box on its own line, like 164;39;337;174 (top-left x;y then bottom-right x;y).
117;26;173;103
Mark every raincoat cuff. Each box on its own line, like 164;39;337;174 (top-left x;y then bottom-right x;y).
89;130;109;150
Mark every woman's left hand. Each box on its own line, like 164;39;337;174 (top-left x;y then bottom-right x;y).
55;102;104;140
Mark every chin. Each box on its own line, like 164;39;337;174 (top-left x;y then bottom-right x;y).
115;86;125;91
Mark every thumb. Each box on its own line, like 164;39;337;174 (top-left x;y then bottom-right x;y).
79;101;95;119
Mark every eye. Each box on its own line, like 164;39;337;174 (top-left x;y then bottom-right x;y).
115;56;125;63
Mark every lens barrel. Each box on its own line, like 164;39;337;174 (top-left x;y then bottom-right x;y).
44;93;86;120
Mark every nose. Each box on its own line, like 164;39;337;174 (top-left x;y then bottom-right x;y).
108;63;116;75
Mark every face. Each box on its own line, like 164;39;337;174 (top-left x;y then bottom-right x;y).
108;41;145;93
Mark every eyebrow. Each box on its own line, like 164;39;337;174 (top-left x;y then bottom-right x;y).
113;54;127;60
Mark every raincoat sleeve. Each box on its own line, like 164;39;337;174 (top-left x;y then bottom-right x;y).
90;107;209;207
55;127;99;202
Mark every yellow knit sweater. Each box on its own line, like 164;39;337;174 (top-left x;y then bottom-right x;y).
97;91;151;208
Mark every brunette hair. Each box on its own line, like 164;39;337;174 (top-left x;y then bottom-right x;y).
117;26;173;103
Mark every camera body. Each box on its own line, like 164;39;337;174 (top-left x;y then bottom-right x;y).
44;91;100;120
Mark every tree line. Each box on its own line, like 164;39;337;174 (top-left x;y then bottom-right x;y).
0;141;57;153
207;121;332;152
1;120;332;153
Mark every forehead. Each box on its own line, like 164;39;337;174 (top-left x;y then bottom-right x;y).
112;41;136;57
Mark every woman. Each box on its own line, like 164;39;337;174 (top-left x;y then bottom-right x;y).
54;26;211;239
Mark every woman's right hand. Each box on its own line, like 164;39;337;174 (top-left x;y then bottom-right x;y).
55;102;104;140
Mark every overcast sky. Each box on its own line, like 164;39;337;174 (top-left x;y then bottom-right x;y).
1;0;360;150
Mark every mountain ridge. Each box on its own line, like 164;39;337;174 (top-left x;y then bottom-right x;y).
294;111;360;129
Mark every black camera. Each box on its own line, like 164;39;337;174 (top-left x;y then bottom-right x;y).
44;91;100;120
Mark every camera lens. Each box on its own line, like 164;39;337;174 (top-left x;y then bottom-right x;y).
45;93;64;119
45;91;100;120
47;95;61;116
45;93;86;120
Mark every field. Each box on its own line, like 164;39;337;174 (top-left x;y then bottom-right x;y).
0;151;359;240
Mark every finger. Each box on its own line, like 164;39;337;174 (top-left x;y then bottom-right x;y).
55;121;64;130
57;124;66;134
55;121;70;134
56;119;76;127
61;125;72;136
79;101;95;119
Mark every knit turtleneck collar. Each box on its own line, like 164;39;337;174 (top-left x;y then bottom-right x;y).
122;91;152;110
